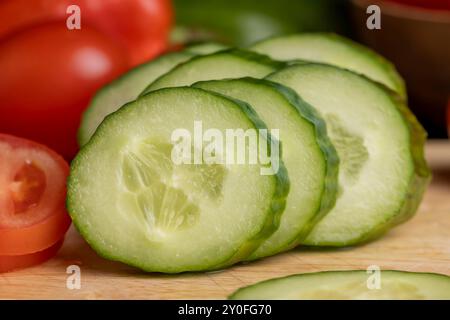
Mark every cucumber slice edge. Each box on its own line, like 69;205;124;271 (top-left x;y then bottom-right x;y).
194;77;339;258
69;87;290;273
251;32;407;100
140;48;288;95
229;270;450;300
78;51;194;146
267;63;430;247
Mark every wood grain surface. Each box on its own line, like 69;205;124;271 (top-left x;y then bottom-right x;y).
1;141;449;300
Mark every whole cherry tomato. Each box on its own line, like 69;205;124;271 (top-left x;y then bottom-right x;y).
0;23;128;158
0;0;173;66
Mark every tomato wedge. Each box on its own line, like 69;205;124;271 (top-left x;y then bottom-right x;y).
0;134;71;255
0;239;63;273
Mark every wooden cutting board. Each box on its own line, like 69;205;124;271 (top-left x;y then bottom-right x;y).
1;141;449;299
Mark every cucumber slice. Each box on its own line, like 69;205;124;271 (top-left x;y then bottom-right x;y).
79;43;235;146
68;87;289;273
78;51;194;146
250;33;406;99
229;270;450;300
267;64;430;246
185;42;229;55
194;78;338;259
141;49;285;94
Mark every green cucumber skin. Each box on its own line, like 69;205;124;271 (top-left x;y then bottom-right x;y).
338;87;431;245
78;51;194;146
140;48;287;95
202;89;290;270
185;42;229;55
285;65;430;247
310;80;430;247
228;270;450;300
78;42;231;146
317;33;406;100
245;80;339;258
254;79;339;243
194;77;339;259
251;33;407;100
68;87;290;273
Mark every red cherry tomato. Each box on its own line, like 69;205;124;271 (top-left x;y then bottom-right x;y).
0;23;128;158
79;0;173;66
0;134;71;255
0;0;173;66
0;240;63;273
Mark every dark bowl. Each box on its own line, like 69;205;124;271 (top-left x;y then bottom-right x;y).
350;0;450;138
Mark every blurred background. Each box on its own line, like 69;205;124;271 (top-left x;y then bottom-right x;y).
0;0;449;160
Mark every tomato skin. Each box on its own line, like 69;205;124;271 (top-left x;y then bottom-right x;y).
0;0;172;157
0;0;173;66
0;239;63;273
0;23;128;159
0;209;71;255
0;134;71;255
79;0;173;66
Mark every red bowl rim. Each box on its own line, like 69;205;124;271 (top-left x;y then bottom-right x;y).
352;0;450;23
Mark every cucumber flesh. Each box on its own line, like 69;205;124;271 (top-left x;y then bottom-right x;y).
78;51;194;146
267;63;430;246
78;42;228;147
68;87;289;273
251;33;406;99
194;78;338;259
229;270;450;300
78;42;232;146
141;49;285;94
185;42;229;55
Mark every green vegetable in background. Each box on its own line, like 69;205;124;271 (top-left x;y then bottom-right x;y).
172;0;346;46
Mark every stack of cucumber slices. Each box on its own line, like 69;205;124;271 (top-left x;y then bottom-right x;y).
69;33;431;273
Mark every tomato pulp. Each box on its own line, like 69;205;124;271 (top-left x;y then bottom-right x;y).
0;134;71;255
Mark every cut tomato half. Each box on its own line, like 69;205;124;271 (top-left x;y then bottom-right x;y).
0;134;71;255
0;239;63;273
